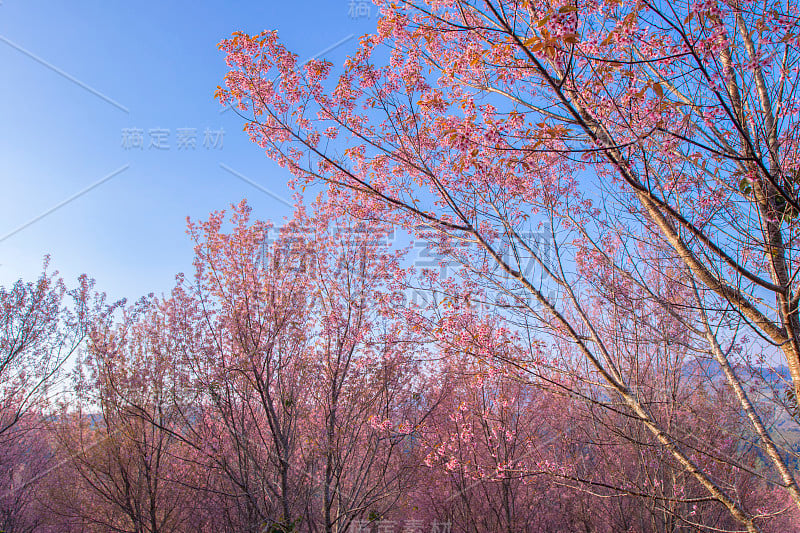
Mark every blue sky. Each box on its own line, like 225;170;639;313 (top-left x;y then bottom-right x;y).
0;0;377;302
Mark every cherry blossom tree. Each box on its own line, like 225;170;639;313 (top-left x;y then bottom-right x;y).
45;296;200;533
0;415;53;533
216;0;800;529
0;259;98;437
289;205;424;533
149;201;426;532
0;261;112;532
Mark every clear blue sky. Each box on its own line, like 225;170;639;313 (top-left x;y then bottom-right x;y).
0;0;377;302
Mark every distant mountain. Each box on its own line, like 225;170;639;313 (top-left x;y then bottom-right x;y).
682;357;792;386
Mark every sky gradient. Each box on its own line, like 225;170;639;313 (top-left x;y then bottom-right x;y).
0;0;377;302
